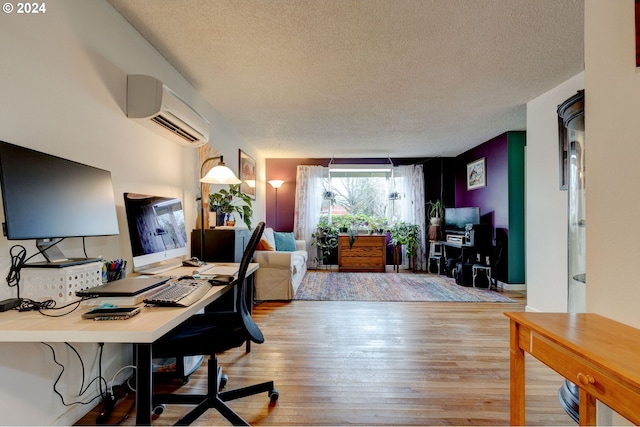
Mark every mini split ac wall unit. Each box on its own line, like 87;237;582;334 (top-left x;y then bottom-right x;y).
127;74;210;148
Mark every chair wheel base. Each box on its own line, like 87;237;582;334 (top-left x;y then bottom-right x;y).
269;388;279;402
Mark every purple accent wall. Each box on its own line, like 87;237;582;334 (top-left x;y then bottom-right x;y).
455;132;510;237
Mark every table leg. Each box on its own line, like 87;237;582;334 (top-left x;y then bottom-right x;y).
509;320;526;426
578;388;597;426
134;343;152;425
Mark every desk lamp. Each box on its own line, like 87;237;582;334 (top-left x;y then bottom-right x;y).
268;180;285;230
199;156;241;260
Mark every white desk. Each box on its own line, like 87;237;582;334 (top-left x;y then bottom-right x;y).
0;262;258;425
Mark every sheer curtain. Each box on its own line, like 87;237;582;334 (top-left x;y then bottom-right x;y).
293;165;325;268
395;164;426;270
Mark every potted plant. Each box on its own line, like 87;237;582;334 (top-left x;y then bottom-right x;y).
389;221;421;272
208;184;253;229
311;217;339;266
427;199;444;226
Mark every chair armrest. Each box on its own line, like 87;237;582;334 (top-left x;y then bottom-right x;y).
295;240;306;251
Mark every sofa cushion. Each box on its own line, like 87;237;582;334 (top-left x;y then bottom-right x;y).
258;227;276;251
274;231;297;251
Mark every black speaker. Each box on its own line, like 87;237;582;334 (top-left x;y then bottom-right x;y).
473;268;490;288
454;262;472;286
465;224;491;247
428;257;442;274
445;258;457;277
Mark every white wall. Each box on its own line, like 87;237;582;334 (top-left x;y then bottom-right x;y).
0;1;259;424
525;73;584;312
585;1;640;328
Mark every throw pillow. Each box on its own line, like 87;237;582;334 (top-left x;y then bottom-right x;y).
274;231;297;252
258;227;276;251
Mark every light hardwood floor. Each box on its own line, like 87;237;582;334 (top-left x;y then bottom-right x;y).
79;289;575;426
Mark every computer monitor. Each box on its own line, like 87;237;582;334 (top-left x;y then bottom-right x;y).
0;141;119;266
123;193;188;274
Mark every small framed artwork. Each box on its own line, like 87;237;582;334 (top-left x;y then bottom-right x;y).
467;157;486;190
238;149;256;199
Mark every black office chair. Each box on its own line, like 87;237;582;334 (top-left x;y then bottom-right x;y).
152;222;278;426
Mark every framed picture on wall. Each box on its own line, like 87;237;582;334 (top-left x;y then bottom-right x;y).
467;157;486;190
239;149;256;199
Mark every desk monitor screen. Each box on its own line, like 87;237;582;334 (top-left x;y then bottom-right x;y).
123;193;188;274
444;207;480;234
0;141;119;266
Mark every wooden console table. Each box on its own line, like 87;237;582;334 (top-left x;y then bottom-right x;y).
338;233;386;272
504;312;640;426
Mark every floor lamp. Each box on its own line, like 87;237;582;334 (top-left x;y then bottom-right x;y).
199;156;241;260
268;180;284;231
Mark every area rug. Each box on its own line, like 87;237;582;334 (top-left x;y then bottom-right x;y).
295;271;515;302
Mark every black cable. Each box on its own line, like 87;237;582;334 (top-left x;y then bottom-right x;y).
82;237;89;258
6;245;27;299
6;239;67;299
41;342;107;406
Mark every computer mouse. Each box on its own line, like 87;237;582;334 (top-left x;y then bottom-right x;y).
209;275;235;284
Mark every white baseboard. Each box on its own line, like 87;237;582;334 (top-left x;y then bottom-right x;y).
495;280;526;292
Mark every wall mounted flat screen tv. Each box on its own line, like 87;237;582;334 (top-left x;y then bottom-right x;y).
123;193;188;274
0;141;119;266
444;207;480;234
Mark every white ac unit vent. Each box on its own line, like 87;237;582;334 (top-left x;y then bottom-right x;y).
127;74;210;147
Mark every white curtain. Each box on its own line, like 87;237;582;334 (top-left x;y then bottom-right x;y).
293;165;325;268
394;164;426;270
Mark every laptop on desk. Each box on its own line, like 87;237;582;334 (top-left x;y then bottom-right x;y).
76;277;169;298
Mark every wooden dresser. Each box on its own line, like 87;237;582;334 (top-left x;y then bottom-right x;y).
338;233;386;272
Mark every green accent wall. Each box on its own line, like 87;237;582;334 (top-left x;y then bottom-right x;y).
507;131;526;283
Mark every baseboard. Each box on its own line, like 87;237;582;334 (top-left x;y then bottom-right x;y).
495;280;526;292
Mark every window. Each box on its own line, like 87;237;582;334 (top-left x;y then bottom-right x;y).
321;170;405;225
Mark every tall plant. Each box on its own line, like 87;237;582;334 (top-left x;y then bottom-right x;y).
389;221;421;258
311;218;339;265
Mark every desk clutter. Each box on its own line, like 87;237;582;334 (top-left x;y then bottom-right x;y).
103;258;126;283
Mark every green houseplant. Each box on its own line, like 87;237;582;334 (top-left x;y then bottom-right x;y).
427;199;444;226
311;217;339;265
390;221;421;271
208;184;253;229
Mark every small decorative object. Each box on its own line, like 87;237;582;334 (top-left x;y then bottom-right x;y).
238;149;256;200
467;157;486;190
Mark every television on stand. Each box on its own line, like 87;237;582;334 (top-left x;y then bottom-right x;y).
0;141;119;267
123;193;188;274
444;207;480;235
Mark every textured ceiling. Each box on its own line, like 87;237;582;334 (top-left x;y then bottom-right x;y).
108;0;584;159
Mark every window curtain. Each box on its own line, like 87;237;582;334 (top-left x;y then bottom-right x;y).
293;165;325;268
394;164;426;271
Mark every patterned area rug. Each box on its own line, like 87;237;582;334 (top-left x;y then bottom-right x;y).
295;271;515;302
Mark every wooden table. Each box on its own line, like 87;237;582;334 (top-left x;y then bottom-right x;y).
504;312;640;425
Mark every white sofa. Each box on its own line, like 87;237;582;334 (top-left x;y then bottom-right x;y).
253;231;308;301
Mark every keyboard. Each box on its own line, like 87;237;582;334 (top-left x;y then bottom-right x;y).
143;278;213;307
